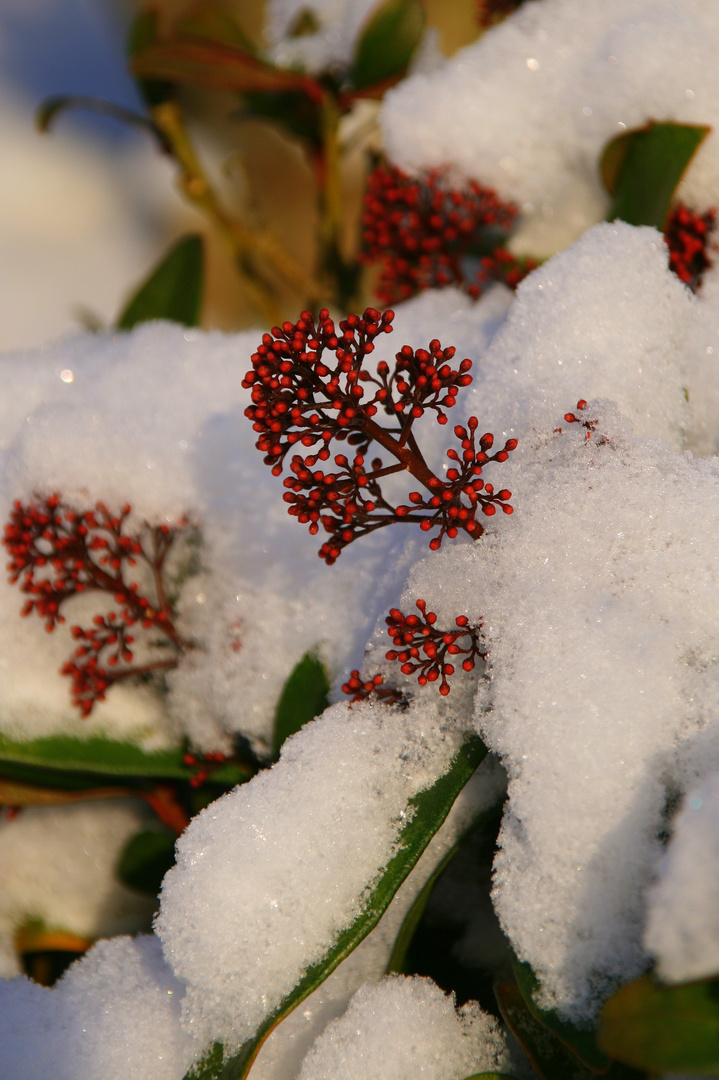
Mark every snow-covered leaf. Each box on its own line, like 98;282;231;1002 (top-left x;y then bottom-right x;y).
185;732;487;1080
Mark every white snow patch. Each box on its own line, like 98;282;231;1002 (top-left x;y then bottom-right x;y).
156;698;472;1052
297;975;511;1080
645;771;719;983
381;0;719;256
0;935;198;1080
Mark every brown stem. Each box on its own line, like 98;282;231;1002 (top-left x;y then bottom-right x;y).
362;416;440;492
150;101;321;315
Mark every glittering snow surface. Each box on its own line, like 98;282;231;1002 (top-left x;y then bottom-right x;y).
0;935;198;1080
296;975;512;1080
4;217;719;1063
157;696;485;1052
381;0;719;255
0;283;509;753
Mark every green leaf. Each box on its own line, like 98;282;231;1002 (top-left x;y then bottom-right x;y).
131;40;325;102
350;0;425;94
601;121;711;229
185;733;488;1080
186;1043;225;1080
385;838;458;975
239;90;323;147
495;982;644;1080
461;1075;522;1080
0;731;248;786
598;973;719;1074
385;792;505;976
128;8;174;109
117;234;204;330
512;958;610;1072
117;829;176;896
272;650;330;758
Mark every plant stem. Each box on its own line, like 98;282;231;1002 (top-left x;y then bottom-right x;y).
151;101;318;318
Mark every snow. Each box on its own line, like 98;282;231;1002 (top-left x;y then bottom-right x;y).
381;0;719;256
0;799;159;976
156;696;477;1052
0;285;512;754
342;221;719;1022
0;935;198;1080
296;975;511;1080
645;772;719;983
264;0;381;75
249;755;506;1080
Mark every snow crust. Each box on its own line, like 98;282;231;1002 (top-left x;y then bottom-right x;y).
381;0;719;255
381;230;719;1020
248;754;506;1080
156;697;474;1052
296;975;510;1080
0;935;198;1080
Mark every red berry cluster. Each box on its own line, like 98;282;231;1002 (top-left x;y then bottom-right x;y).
341;669;405;705
385;600;485;696
664;202;716;292
477;0;527;28
182;750;231;788
3;495;192;716
243;308;517;563
343;600;485;700
361;164;531;304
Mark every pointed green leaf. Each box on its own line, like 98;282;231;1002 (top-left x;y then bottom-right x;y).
350;0;425;93
512;958;610;1072
186;1043;225;1080
131;40;325;102
0;731;248;786
601;121;711;229
272;650;330;758
598;973;719;1074
496;982;644;1080
184;733;488;1080
385;792;505;976
116;829;176;896
128;8;174;109
239;90;322;147
117;234;204;330
385;838;458;975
